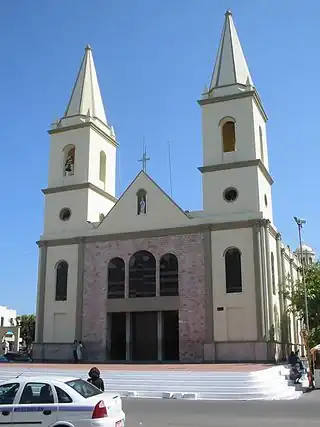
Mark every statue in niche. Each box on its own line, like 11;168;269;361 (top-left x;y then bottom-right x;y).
137;192;147;215
64;149;75;176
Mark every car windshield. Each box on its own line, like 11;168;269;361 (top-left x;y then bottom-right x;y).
65;379;102;398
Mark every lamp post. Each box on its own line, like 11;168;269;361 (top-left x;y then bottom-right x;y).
293;217;309;332
293;216;312;379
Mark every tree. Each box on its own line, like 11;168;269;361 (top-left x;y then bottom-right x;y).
283;261;320;348
17;314;35;349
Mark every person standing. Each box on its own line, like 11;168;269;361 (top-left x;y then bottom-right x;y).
87;367;105;391
77;341;84;363
73;340;78;364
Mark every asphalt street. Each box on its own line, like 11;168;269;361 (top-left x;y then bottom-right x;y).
123;393;320;427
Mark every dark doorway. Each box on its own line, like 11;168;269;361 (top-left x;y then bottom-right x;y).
162;311;179;361
131;312;158;361
110;313;126;361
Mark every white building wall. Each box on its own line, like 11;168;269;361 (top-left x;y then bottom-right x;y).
88;129;116;196
0;307;17;328
201;97;258;166
202;167;260;215
268;233;281;340
43;245;78;343
211;228;257;342
47;127;90;188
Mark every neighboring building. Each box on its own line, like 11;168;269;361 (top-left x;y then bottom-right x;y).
34;11;306;363
294;244;316;266
0;306;17;329
0;306;20;352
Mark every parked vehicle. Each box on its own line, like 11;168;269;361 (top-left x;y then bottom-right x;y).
0;375;125;426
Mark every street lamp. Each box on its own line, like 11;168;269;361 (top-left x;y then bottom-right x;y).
293;217;309;332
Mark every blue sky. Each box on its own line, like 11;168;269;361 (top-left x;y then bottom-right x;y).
0;0;318;314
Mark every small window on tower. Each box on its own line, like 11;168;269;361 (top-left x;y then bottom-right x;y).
59;208;71;221
99;151;106;186
222;120;236;152
259;126;265;163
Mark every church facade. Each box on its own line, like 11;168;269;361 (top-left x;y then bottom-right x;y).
34;11;304;363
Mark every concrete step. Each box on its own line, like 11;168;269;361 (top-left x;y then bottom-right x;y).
0;365;303;401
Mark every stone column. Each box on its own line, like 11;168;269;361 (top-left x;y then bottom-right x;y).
35;241;48;343
252;223;265;339
280;248;290;350
75;238;85;341
263;220;274;336
276;234;284;318
156;257;160;297
124;259;129;298
125;312;131;361
157;311;162;361
259;222;269;337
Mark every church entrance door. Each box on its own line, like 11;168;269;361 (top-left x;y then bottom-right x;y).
131;312;158;361
162;311;179;361
110;313;126;361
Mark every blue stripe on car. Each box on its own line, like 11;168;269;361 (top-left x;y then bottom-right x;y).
8;406;93;413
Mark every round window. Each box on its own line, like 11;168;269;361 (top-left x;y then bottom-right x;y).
59;208;71;221
223;187;238;202
264;194;268;207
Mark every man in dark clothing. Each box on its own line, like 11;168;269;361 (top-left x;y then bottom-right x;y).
87;367;104;391
288;351;297;366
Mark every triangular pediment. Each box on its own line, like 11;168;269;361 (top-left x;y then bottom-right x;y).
98;171;190;234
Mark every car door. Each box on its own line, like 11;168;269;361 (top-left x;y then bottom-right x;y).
11;381;57;427
0;382;21;425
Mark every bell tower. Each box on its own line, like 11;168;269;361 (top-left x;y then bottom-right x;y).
198;11;274;222
42;45;117;237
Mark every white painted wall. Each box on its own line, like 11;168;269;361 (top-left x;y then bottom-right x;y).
202;167;259;215
211;228;257;341
88;128;116;197
47;127;90;188
99;172;190;234
252;101;269;170
268;233;281;340
201;96;266;167
257;169;273;222
43;245;78;343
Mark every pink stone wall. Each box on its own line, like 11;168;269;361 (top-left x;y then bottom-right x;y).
82;233;206;362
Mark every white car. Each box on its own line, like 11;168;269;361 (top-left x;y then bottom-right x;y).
0;375;125;426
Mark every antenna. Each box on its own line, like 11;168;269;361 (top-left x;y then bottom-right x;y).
168;140;173;197
16;372;25;378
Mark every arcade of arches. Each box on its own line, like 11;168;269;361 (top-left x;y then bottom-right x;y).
106;251;180;361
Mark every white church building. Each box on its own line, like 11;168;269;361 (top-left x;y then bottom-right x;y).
34;11;306;363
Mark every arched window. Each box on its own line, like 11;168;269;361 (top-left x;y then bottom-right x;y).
259;126;264;163
129;251;156;298
225;248;242;293
107;258;125;299
99;151;106;185
160;253;179;296
222;120;236;153
55;261;68;301
63;145;75;176
271;252;276;294
137;189;147;215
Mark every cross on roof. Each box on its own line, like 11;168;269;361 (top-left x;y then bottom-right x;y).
138;144;150;172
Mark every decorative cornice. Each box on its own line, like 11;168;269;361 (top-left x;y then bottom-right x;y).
199;159;274;186
37;218;261;247
42;182;117;203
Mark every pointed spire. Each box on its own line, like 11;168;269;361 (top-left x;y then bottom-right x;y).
64;45;107;124
209;10;253;93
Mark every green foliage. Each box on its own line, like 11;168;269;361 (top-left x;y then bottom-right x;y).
17;314;35;349
283;261;320;348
